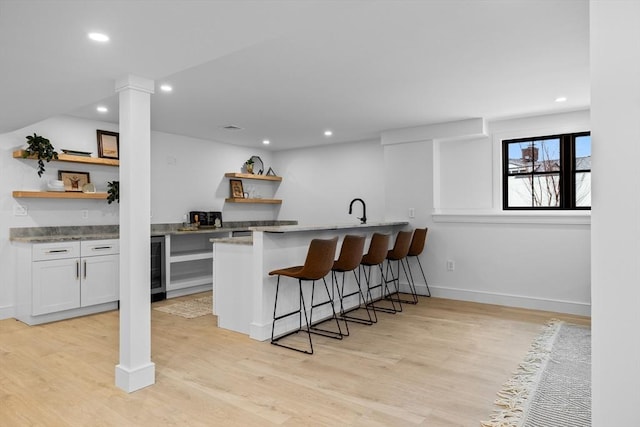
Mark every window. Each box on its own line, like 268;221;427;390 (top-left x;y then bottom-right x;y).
503;132;590;210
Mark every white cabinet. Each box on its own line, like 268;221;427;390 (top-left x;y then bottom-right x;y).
80;240;119;306
17;239;119;325
32;257;81;315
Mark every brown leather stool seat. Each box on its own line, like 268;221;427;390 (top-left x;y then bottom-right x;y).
269;236;341;354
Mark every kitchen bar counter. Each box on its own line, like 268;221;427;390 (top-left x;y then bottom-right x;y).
212;221;408;340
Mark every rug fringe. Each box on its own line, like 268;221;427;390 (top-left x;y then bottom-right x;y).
480;319;563;427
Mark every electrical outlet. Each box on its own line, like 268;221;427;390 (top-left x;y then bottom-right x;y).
408;208;415;218
81;210;89;219
447;260;455;271
13;205;27;216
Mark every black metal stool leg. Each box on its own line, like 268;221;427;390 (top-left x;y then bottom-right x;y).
270;276;314;354
309;278;344;339
407;256;431;297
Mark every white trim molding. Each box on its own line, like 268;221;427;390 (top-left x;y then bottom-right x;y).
428;285;591;317
432;210;591;225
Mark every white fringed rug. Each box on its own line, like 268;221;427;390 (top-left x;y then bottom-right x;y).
154;295;213;319
482;320;591;427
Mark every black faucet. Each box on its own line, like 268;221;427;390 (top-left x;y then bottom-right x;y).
349;198;367;224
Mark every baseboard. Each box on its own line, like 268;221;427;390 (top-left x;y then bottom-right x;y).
424;285;591;317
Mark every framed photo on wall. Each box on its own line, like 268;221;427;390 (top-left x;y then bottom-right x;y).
97;130;119;159
58;170;90;192
230;179;244;198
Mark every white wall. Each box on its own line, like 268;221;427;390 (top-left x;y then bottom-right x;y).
590;1;640;424
274;139;386;225
150;131;275;224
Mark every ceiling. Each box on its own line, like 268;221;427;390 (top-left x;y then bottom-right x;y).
0;0;589;151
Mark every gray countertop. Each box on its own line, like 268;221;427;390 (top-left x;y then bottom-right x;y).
250;221;408;233
10;220;297;243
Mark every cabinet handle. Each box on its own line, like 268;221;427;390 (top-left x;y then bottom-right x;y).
76;260;80;279
92;246;112;251
83;260;87;279
47;249;68;254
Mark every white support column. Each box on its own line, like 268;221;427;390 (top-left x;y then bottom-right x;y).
114;75;155;393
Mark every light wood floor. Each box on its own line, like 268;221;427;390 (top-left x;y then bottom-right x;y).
0;294;589;427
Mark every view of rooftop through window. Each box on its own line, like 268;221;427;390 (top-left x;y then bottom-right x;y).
503;133;591;209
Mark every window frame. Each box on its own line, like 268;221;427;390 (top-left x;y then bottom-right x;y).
502;131;591;211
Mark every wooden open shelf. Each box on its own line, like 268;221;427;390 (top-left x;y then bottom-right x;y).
12;191;108;199
13;150;119;167
224;172;282;182
225;198;282;205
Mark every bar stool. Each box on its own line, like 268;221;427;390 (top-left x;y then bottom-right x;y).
360;233;393;316
406;227;431;298
331;235;373;334
384;230;415;306
269;236;341;354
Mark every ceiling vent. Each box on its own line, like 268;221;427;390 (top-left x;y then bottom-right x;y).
222;125;243;131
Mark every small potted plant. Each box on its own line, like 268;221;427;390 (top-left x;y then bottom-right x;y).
244;157;255;174
107;180;119;204
22;133;58;177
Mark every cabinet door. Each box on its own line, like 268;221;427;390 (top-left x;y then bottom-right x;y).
32;258;80;315
81;254;119;306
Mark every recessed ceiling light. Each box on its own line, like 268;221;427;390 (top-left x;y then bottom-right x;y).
88;32;109;42
262;139;270;145
324;130;333;137
555;96;567;103
96;106;108;113
160;84;173;92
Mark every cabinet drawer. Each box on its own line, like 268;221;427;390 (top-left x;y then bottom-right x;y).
33;241;80;261
81;239;119;257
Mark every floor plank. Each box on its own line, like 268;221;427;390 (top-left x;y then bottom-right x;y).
0;294;589;426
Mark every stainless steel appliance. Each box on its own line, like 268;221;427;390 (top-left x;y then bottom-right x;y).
151;235;166;302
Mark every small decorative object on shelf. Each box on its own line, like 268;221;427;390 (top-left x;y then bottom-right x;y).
22;133;58;177
230;179;244;198
58;170;90;192
107;180;119;204
97;130;119;159
244;157;254;174
266;167;277;176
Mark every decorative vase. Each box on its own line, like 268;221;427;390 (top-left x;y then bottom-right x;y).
246;163;254;174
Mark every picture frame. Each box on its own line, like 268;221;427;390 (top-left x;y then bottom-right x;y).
97;130;119;159
230;179;244;198
58;170;90;192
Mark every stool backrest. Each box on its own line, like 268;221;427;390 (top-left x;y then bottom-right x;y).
333;235;366;272
297;236;339;280
361;233;390;266
387;230;413;260
408;227;428;257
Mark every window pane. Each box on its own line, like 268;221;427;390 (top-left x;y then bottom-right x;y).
575;135;591;171
534;138;560;172
531;173;561;206
576;171;591;207
507;141;533;175
507;176;533;207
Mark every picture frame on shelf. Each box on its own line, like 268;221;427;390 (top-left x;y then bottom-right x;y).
97;130;119;159
230;179;244;198
58;170;90;192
